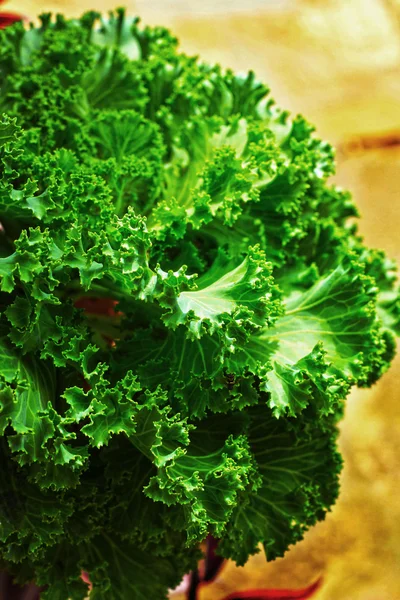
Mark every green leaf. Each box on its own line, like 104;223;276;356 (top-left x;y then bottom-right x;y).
79;373;141;448
140;410;255;541
87;110;165;215
219;407;342;563
160;246;281;339
79;533;192;600
88;9;141;61
0;442;75;562
0;331;90;488
0;114;19;146
240;257;390;417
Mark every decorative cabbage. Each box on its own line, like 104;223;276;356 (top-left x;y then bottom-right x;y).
0;10;398;600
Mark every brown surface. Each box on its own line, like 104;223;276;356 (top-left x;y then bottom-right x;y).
5;1;400;598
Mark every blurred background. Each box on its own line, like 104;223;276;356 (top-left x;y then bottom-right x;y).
5;0;400;598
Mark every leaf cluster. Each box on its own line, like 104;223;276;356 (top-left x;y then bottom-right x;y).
0;10;398;599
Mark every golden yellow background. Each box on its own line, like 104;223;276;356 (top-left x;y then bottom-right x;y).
6;1;400;598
